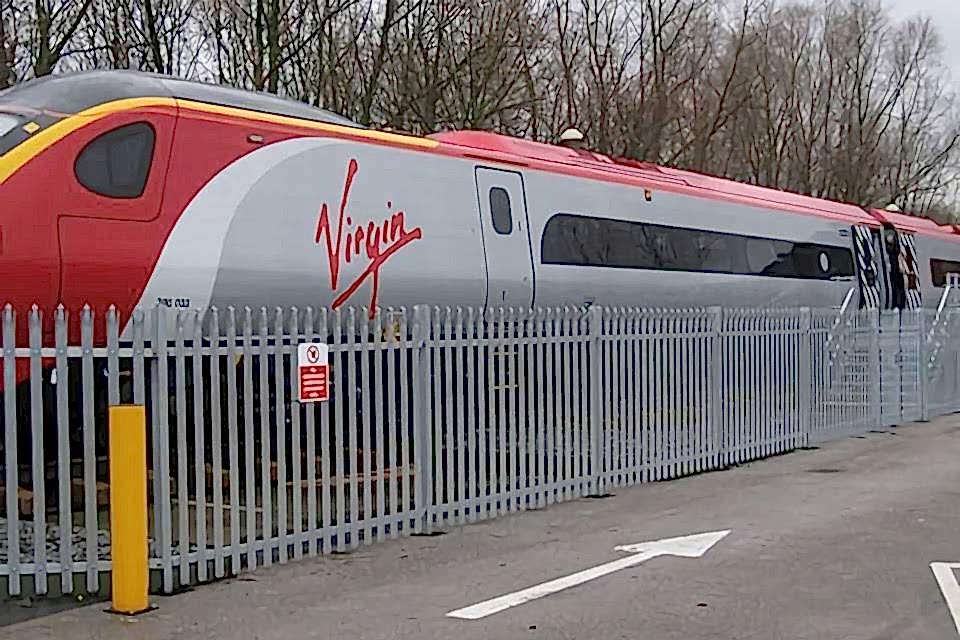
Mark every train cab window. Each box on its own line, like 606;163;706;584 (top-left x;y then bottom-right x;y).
0;113;26;155
0;114;18;138
930;259;960;287
489;187;513;235
75;122;155;199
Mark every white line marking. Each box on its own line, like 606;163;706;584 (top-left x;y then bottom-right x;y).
931;562;960;636
446;530;730;620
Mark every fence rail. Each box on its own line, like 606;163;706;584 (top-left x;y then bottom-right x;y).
0;302;957;596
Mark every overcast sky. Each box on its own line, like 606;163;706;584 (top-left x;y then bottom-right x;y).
887;0;960;77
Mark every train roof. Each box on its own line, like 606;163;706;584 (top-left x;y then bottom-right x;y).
0;69;362;129
430;130;960;242
2;70;957;242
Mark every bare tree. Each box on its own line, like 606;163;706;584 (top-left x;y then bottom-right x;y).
28;0;96;76
132;0;205;74
202;0;357;94
0;1;19;87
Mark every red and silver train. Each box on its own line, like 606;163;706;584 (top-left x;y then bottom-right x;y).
2;70;960;367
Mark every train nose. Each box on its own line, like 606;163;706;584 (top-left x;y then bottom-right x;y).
0;194;61;315
0;160;62;388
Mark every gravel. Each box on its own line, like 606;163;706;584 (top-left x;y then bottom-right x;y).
0;518;197;564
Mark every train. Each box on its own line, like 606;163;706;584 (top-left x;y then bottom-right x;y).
2;69;960;362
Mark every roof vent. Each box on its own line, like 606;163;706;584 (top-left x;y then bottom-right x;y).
558;128;586;149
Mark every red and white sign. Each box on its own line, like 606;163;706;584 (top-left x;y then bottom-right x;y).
297;342;330;403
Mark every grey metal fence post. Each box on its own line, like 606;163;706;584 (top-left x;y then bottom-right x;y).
411;305;434;534
870;309;882;428
919;309;931;422
28;308;47;593
952;315;960;416
151;305;174;591
708;306;724;467
588;305;604;496
798;308;812;447
2;306;19;596
895;309;906;425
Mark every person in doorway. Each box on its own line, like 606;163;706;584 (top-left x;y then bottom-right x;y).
884;228;907;310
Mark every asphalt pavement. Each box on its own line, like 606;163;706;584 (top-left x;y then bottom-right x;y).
5;417;960;639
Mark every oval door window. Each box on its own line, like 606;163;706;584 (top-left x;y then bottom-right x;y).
489;187;513;235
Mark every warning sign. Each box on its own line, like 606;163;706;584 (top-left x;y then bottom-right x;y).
297;342;330;403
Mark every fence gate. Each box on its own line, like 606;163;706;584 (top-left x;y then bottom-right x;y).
877;311;921;426
923;307;960;418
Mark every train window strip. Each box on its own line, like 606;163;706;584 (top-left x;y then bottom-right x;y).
540;213;855;280
930;258;960;287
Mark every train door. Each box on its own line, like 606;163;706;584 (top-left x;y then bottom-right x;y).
874;225;922;311
875;226;924;424
56;112;175;333
474;167;535;308
852;225;882;309
894;231;922;310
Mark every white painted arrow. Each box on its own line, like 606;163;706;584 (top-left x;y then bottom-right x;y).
931;562;960;635
446;530;731;620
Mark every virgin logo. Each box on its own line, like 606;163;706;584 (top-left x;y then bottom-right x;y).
315;159;423;318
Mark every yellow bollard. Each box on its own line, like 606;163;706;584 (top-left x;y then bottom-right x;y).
108;405;153;615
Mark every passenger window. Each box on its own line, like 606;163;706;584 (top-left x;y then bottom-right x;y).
541;213;856;279
930;259;960;287
746;237;786;274
489;187;513;235
75;122;155;198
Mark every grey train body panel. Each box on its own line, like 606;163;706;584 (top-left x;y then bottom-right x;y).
131;134;960;338
914;234;960;303
208;139;487;313
523;169;856;310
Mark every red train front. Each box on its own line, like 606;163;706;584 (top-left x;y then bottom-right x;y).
0;72;366;387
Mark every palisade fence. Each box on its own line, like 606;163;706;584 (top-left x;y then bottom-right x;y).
0;302;958;597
